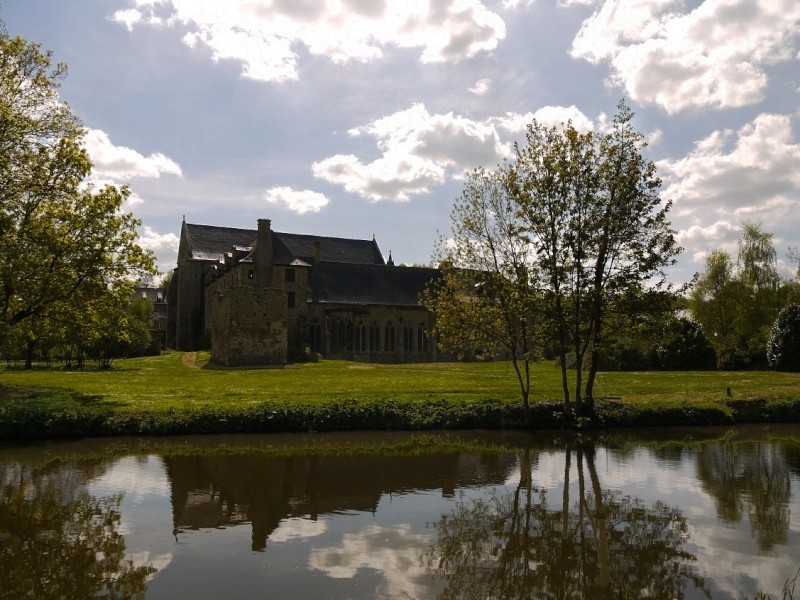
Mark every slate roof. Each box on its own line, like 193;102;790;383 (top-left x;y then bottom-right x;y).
183;223;384;266
309;262;440;307
273;232;385;265
183;224;256;262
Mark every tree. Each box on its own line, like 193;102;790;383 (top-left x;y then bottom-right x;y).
767;304;800;372
425;166;540;415
654;317;716;371
689;223;788;368
430;102;678;420
0;26;155;346
515;101;679;416
689;250;746;368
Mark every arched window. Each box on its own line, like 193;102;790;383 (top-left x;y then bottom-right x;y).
336;319;348;352
403;325;413;352
417;324;428;352
384;322;395;352
354;321;367;352
369;321;380;352
310;320;322;353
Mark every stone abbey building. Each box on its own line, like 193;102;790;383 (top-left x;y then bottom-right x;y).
167;218;443;366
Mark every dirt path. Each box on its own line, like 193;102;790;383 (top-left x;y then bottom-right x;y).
180;352;199;369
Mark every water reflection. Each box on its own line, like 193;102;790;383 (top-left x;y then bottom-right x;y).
427;441;710;600
0;463;155;600
695;441;792;551
0;427;798;599
165;451;516;551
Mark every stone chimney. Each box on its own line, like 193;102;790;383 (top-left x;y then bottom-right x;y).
255;218;273;286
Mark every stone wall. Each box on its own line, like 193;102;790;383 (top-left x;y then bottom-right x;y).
208;284;288;366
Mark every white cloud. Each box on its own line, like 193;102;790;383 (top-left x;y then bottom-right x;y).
675;221;741;264
308;523;433;598
111;0;507;83
264;186;330;214
137;225;181;274
312;104;606;203
570;0;800;113
502;0;535;10
469;77;492;95
659;113;800;265
112;8;143;30
84;129;182;181
494;104;595;132
313;103;509;202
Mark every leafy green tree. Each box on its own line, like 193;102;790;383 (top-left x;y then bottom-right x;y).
430;102;678;419
654;317;717;371
689;223;789;368
514;101;679;416
0;26;155;347
425;166;540;415
767;304;800;372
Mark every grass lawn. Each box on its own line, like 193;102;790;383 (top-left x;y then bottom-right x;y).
1;351;799;440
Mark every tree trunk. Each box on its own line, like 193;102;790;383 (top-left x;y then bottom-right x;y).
24;339;35;369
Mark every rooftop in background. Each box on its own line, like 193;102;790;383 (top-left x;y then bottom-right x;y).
183;223;385;266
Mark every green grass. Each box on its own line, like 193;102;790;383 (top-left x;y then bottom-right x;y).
1;351;799;440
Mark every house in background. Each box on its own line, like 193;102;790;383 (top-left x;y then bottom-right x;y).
133;285;168;351
167;218;443;366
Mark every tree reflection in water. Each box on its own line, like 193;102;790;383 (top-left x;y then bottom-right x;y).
695;441;792;552
427;442;710;600
0;466;154;600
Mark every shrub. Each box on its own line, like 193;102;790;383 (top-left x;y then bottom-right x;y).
767;304;800;372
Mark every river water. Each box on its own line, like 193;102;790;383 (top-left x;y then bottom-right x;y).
1;425;799;599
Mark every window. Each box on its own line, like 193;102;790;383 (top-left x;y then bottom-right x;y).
403;326;414;352
248;270;255;280
284;268;295;283
369;321;380;352
417;324;428;352
354;321;367;352
384;323;395;352
287;292;296;309
331;317;354;352
310;320;322;353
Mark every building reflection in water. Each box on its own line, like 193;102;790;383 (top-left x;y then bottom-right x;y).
163;450;517;551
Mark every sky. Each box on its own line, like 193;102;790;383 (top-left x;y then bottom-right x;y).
3;0;799;284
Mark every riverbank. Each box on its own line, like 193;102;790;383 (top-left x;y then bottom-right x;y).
1;351;799;441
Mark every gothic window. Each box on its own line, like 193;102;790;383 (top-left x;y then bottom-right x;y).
354;321;367;352
337;319;347;352
287;291;296;309
331;317;354;352
285;268;296;283
346;320;354;351
403;325;414;352
384;322;395;352
417;324;428;352
310;320;322;353
369;321;380;352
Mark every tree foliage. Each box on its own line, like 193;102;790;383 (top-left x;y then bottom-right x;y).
425;166;540;415
0;25;155;353
767;304;800;372
689;223;790;368
430;101;679;419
